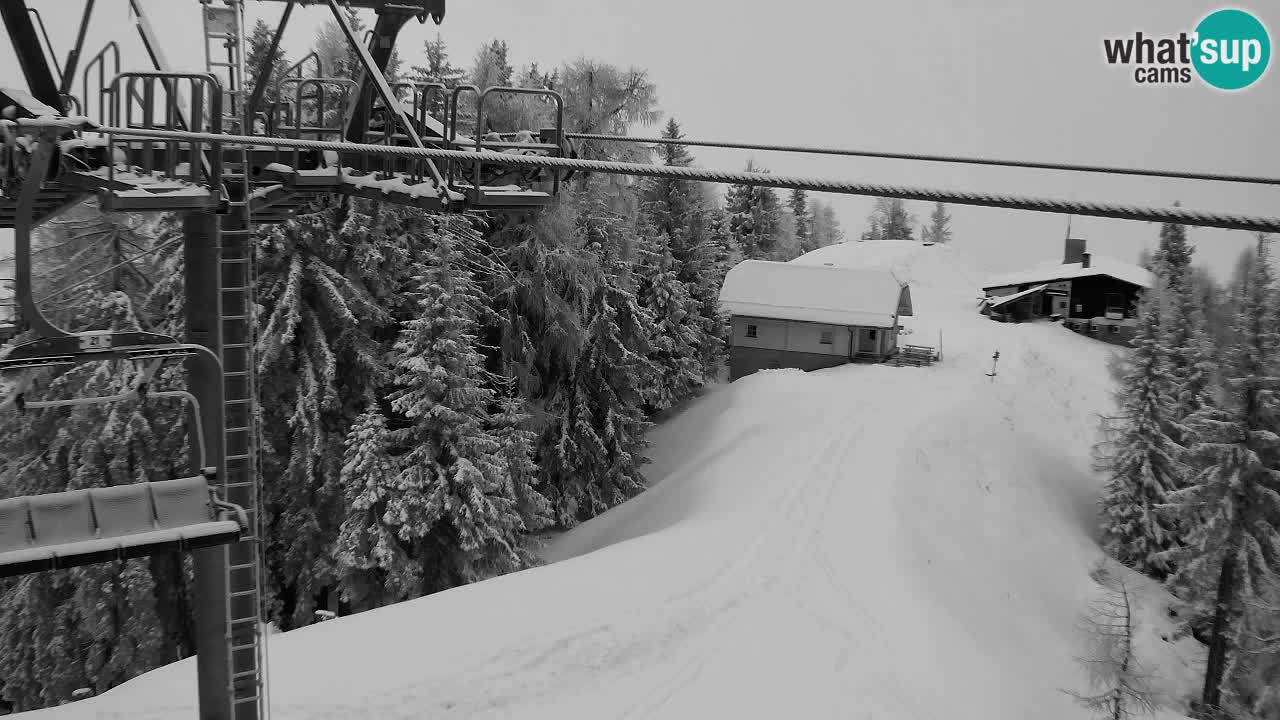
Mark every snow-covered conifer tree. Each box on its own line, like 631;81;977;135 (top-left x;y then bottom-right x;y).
383;227;546;593
1096;274;1183;578
1162;235;1280;715
634;225;703;411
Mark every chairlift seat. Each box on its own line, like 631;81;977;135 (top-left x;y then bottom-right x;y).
0;474;247;578
150;476;244;549
27;490;121;566
0;497;54;575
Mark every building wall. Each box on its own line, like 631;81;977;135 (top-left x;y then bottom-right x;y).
786;320;853;356
1062;317;1138;346
729;315;898;381
729;346;850;380
731;316;788;350
1067;275;1143;320
987;276;1144;325
731;316;852;357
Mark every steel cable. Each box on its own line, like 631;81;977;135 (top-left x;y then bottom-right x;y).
564;132;1280;187
16;120;1280;234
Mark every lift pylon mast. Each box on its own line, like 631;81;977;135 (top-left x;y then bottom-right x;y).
199;2;268;718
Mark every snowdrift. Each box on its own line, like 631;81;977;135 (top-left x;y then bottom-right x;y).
23;241;1204;719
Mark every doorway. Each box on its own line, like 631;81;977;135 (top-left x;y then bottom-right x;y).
856;327;880;356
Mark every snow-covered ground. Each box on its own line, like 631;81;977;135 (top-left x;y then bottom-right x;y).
23;240;1204;719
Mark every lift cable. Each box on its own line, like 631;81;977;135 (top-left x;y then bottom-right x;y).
16;120;1280;234
564;132;1280;188
35;233;184;305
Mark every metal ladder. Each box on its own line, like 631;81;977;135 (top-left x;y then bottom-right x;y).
201;2;267;718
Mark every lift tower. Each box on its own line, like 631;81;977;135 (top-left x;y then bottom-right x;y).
0;1;574;718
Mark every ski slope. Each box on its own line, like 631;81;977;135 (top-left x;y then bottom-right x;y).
23;240;1204;719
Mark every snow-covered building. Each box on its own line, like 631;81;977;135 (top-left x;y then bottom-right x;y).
718;259;913;380
980;238;1153;345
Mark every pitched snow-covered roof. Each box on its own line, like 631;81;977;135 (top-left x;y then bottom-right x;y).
719;260;910;328
981;255;1153;291
986;284;1048;309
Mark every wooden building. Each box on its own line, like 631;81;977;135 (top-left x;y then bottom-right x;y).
979;238;1153;345
718;260;913;380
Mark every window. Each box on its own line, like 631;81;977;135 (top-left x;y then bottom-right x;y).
1105;293;1126;317
819;330;833;345
868;329;878;340
745;324;758;338
1108;325;1119;334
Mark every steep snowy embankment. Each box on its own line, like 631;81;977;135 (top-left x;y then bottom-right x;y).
24;240;1203;719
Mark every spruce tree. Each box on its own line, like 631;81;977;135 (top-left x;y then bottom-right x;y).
1152;223;1217;483
725;160;782;259
1153;215;1194;287
643;118;697;239
860;213;883;242
1163;281;1216;432
313;9;367;82
244;19;292;106
345;227;548;596
470;39;514;90
1096;275;1184;578
637;119;728;384
490;394;551;535
811;199;845;246
921;202;953;244
863;197;913;241
332;407;407;610
412;33;466;87
255;198;414;628
1162;235;1280;715
538;200;657;525
789;189;814;253
634;223;703;411
484;201;598;402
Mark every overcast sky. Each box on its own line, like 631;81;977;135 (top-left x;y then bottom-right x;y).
2;0;1277;283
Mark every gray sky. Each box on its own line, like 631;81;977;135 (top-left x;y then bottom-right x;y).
2;0;1277;282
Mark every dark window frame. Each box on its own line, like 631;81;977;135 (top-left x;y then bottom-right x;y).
745;324;758;339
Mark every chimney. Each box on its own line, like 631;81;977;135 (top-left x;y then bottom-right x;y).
1081;252;1091;269
1063;237;1086;265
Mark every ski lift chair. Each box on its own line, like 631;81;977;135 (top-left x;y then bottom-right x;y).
0;351;248;580
0;100;250;581
0;470;248;578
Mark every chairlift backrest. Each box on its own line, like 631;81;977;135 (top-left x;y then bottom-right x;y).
0;497;30;552
151;475;217;528
91;483;158;536
28;489;95;545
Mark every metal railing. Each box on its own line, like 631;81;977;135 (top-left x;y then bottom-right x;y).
105;72;223;198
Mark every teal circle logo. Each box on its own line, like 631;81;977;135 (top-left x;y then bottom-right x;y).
1192;8;1271;90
